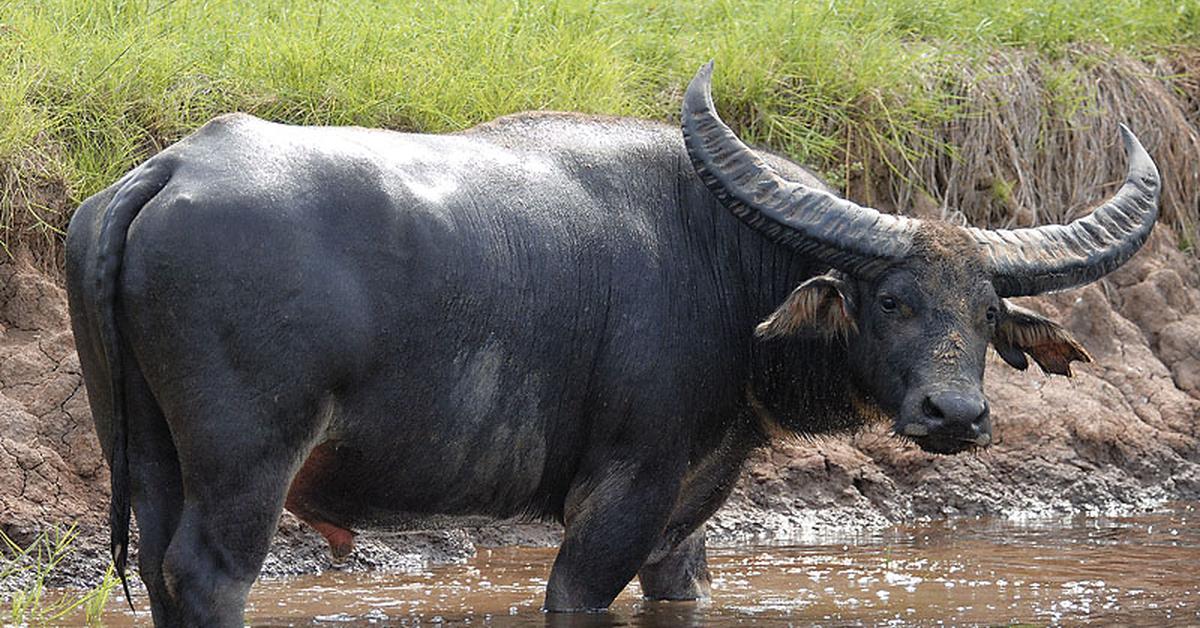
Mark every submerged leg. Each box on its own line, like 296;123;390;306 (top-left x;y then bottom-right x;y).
544;459;682;612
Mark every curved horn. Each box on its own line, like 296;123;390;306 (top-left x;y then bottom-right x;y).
681;61;920;277
971;126;1161;297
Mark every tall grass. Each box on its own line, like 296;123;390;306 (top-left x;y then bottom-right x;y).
0;0;1197;265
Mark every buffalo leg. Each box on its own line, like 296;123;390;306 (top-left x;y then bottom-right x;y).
159;392;328;626
161;458;296;625
125;359;185;625
638;527;711;601
544;460;682;612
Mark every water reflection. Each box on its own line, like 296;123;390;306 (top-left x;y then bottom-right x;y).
542;602;709;628
98;502;1199;626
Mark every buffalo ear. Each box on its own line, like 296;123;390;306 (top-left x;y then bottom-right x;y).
992;302;1092;376
756;274;855;339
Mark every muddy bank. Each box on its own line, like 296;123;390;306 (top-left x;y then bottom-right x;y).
0;226;1197;588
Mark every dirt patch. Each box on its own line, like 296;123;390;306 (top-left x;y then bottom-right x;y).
0;256;107;547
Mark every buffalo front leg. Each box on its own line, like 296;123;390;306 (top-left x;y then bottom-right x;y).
544;460;682;612
638;527;711;601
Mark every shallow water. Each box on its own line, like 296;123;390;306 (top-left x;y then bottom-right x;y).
98;503;1199;626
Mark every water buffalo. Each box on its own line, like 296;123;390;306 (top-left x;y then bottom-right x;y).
65;62;1159;626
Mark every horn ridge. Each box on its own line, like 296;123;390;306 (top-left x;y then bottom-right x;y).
681;61;918;277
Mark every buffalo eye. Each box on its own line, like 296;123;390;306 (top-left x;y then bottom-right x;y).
879;295;899;314
985;305;999;325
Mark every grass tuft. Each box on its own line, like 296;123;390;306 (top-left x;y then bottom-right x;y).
1;524;118;626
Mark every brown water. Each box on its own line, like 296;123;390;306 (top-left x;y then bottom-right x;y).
97;503;1199;626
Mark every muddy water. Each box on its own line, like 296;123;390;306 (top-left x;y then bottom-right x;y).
99;503;1198;626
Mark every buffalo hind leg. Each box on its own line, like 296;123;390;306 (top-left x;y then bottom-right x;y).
638;528;711;601
160;393;327;626
125;359;185;625
544;460;682;612
162;456;298;625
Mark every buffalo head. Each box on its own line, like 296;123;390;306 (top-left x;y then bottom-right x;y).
682;62;1160;455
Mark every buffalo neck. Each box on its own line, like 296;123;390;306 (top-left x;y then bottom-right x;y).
672;176;867;444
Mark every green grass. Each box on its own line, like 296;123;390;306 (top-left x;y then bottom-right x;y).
0;0;1197;261
1;525;118;626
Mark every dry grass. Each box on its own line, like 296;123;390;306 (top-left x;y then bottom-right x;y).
852;47;1200;252
0;141;73;272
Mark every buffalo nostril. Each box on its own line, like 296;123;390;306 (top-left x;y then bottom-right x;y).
974;402;990;426
922;396;944;420
925;391;987;425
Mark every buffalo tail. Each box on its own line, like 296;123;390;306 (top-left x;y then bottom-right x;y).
90;158;174;611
